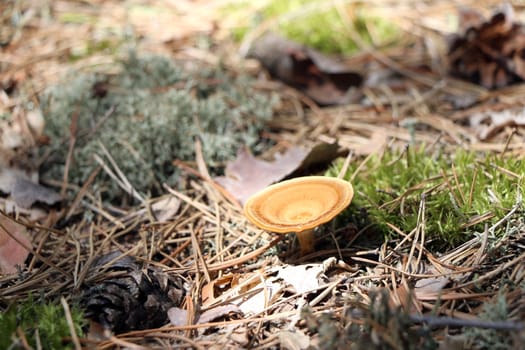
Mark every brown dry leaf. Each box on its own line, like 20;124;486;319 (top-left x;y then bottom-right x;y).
215;147;307;205
202;273;240;306
448;3;525;89
392;282;421;314
0;215;30;274
201;269;283;315
230;272;284;315
214;142;339;205
0;168;61;208
469;108;525;140
0;109;45;168
248;33;362;105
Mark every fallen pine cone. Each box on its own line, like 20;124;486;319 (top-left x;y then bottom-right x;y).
81;251;186;334
448;3;525;89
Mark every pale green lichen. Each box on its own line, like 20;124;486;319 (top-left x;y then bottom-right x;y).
40;51;278;201
465;291;517;350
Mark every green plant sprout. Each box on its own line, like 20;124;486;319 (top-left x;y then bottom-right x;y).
327;146;524;248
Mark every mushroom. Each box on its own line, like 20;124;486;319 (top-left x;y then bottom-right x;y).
243;176;354;255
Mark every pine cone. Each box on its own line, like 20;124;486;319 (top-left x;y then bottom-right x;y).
81;251;185;334
448;3;525;89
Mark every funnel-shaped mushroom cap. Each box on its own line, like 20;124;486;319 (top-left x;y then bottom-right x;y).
243;176;353;233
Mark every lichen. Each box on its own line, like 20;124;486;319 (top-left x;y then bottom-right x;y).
465;291;516;350
40;51;278;202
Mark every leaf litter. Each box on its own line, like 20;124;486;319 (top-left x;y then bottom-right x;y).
1;1;525;349
0;215;30;274
248;33;363;105
214;141;339;205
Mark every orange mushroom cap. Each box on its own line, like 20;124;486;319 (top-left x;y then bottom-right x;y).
243;176;354;233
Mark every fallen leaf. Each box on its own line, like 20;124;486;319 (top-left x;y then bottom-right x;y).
197;304;242;324
202;269;284;315
0;168;61;208
202;273;240;306
0;215;30;274
275;264;324;294
414;276;450;295
214;142;339;205
448;3;525;89
248;33;362;105
199;260;337;316
1;199;48;221
169;303;242;326
167;307;188;327
214;147;307;205
151;196;181;222
469;108;525;140
393;282;421;314
235;278;284;315
0;108;45;167
412;263;452;301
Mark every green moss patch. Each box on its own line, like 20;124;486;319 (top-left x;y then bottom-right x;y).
226;0;400;54
327;147;524;248
0;296;85;350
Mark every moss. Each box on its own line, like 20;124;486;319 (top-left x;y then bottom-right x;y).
0;296;86;350
40;51;277;202
68;37;121;62
224;0;400;54
327;147;524;248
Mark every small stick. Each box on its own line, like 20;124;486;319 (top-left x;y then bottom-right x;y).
337;150;353;179
410;314;524;331
61;297;82;350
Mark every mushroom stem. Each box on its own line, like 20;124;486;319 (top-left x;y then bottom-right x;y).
296;229;315;255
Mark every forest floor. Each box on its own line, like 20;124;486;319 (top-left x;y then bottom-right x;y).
0;1;524;349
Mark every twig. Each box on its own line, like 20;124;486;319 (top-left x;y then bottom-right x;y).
488;191;522;234
410;314;524;331
454;250;525;289
94;142;145;203
166;236;284;273
65;166;101;220
337;150;353;179
60;297;82;350
62;110;78;196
